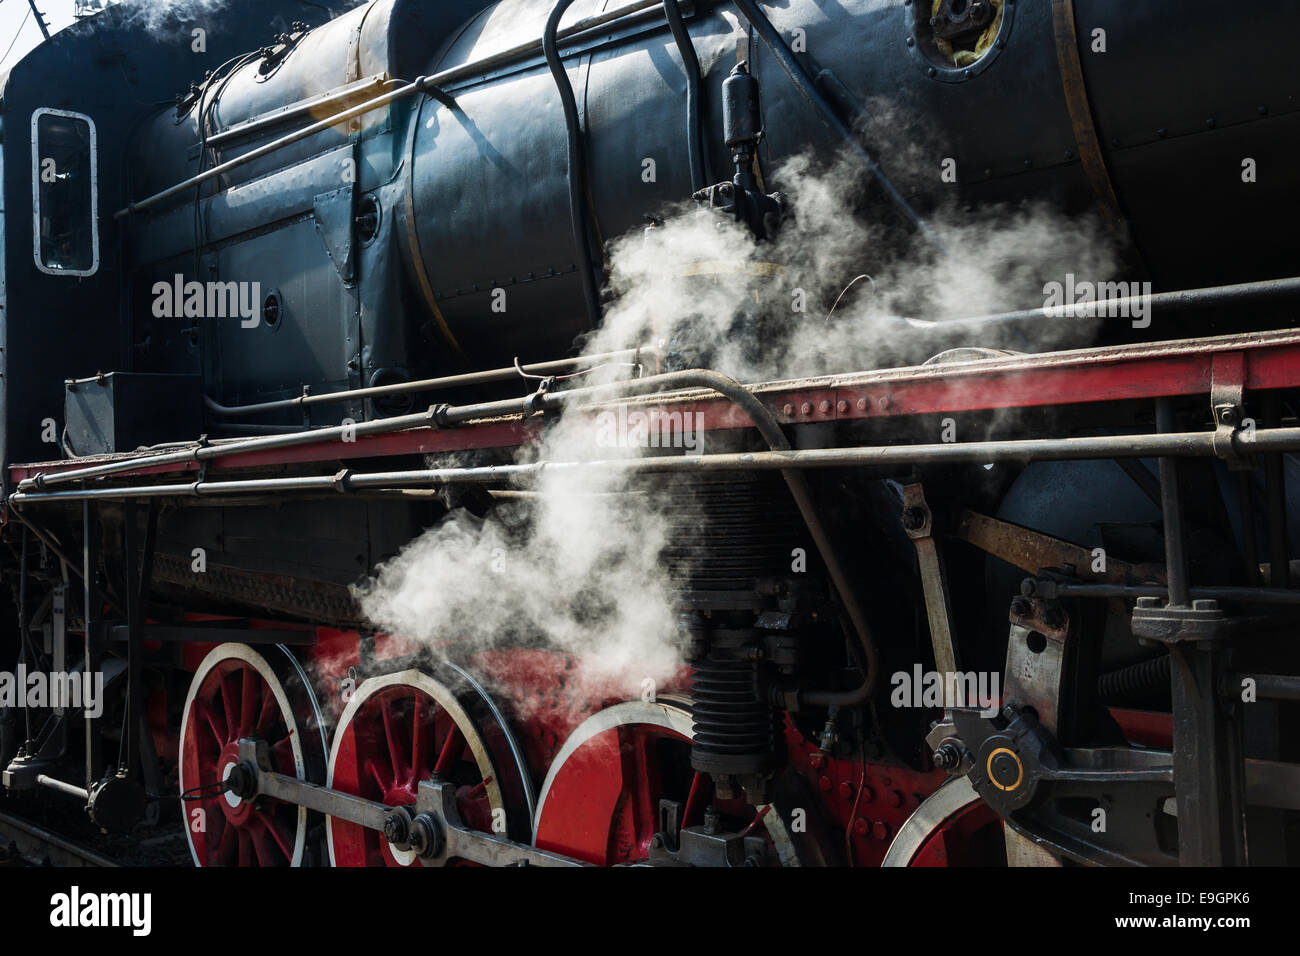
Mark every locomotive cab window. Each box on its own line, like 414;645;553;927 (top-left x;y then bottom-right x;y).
31;108;98;276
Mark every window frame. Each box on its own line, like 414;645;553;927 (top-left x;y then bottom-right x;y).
31;107;99;278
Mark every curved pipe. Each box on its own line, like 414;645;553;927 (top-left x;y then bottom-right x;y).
662;0;707;192
543;0;604;326
728;0;943;252
539;369;881;699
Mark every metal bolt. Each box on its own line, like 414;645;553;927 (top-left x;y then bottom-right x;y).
703;806;721;834
838;781;854;800
800;402;813;415
857;398;868;411
837;400;849;414
783;403;794;416
932;743;962;770
1010;596;1031;617
383;813;408;844
819;400;831;414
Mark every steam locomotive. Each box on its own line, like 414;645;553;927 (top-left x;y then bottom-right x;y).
0;0;1296;867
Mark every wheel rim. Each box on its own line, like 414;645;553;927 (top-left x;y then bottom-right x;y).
533;699;803;866
881;776;1005;866
178;643;326;867
326;668;528;866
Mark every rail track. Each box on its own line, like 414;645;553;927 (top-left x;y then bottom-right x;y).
0;808;118;867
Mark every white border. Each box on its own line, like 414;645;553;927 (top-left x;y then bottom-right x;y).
31;107;99;277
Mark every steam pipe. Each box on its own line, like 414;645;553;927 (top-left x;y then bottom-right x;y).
662;0;708;191
727;0;942;251
937;275;1300;329
203;74;395;148
16;428;1300;502
36;775;89;801
543;0;605;326
205;347;659;417
20;369;1300;493
116;74;454;219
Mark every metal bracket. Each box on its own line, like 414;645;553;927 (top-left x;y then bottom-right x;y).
313;185;357;283
1210;351;1252;470
901;484;959;678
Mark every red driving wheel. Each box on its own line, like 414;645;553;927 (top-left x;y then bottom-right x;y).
178;643;326;866
327;668;531;866
533;699;806;865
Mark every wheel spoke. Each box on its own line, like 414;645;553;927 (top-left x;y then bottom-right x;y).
219;673;238;742
434;724;464;775
409;695;427;782
237;829;252;867
196;698;225;746
258;809;295;860
239;668;258;737
381;697;407;782
683;772;709;827
255;685;278;736
248;822;275;866
270;735;296;773
364;757;389;793
212;816;235;865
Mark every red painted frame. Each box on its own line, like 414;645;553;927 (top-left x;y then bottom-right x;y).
10;329;1300;485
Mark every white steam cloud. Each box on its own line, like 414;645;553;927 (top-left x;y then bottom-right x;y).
353;417;687;705
354;111;1124;701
